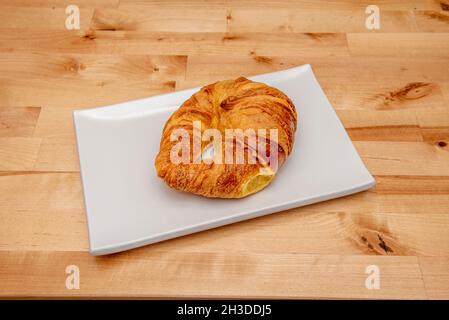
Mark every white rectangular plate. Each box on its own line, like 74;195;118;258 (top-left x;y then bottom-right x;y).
74;65;375;255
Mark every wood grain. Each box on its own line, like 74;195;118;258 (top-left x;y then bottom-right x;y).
0;251;427;299
419;256;449;299
0;7;94;30
0;138;42;170
91;5;227;32
227;8;417;33
347;33;449;57
0;107;40;137
0;31;350;56
0;0;448;299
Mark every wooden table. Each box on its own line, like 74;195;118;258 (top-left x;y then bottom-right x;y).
1;0;449;299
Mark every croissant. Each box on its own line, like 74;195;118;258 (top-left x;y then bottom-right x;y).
155;77;297;198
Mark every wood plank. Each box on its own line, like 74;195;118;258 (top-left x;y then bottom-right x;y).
414;10;449;32
0;172;84;247
34;137;79;171
337;110;423;141
0;138;41;170
227;8;416;33
120;0;226;8
185;54;305;81
355;141;449;176
0;53;187;81
310;57;449;83
224;0;441;11
33;107;76;138
417;108;449;128
416;108;449;143
0;251;426;299
0;107;41;137
31;108;80;171
419;257;449;299
374;175;449;194
120;0;440;11
323;82;446;114
442;82;449;102
0;172;87;251
180;54;448;83
347;33;449;57
0;207;87;251
0;78;177;109
0;172;83;211
0;30;350;57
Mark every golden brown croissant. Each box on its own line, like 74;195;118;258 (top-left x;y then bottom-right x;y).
155;77;297;198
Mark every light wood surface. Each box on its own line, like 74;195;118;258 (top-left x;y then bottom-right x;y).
1;0;449;299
